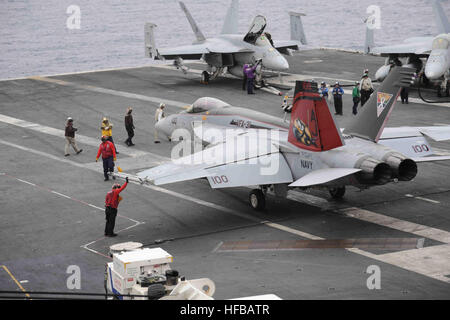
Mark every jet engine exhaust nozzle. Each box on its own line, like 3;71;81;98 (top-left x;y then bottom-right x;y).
357;158;392;185
385;156;418;181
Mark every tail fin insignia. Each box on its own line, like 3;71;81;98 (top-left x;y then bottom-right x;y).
288;81;344;152
376;92;393;117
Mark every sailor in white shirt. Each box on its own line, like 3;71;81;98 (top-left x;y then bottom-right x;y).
154;103;165;143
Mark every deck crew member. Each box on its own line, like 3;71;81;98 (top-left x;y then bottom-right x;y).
332;82;344;115
244;60;261;94
104;177;128;237
101;117;119;154
124;107;135;146
154;103;165;143
242;64;248;91
400;87;409;104
352;81;361;115
318;81;329;98
359;70;374;106
64;117;83;156
96;136;117;181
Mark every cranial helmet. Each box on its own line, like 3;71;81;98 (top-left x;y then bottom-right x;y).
112;183;121;189
101;136;107;142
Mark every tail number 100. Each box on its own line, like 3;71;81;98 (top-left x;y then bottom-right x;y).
412;144;429;153
211;175;229;184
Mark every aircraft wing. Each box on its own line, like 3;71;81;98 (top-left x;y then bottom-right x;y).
378;126;450;160
371;38;433;56
157;44;210;60
157;42;254;60
136;132;293;188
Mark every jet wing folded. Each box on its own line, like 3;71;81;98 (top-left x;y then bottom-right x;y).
371;38;433;56
136;131;293;188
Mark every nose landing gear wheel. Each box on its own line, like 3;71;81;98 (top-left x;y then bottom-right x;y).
249;189;266;211
329;186;346;199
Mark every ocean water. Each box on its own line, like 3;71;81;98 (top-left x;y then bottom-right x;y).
1;0;449;79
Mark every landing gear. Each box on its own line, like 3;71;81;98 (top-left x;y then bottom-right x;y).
437;86;450;97
201;71;210;84
329;186;346;199
249;189;266;211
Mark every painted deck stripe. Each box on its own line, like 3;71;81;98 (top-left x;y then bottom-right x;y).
405;194;441;204
340;207;450;244
29;76;188;109
217;238;422;251
1;265;31;298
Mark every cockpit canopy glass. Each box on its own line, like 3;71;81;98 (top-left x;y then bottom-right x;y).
187;97;230;113
432;37;449;50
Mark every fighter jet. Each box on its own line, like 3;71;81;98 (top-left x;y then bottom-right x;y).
365;0;450;97
115;67;450;210
144;0;307;85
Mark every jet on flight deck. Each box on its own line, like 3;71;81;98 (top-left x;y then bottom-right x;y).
144;0;307;85
366;0;450;97
115;67;450;211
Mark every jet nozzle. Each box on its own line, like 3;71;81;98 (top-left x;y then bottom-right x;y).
385;155;417;181
356;157;392;185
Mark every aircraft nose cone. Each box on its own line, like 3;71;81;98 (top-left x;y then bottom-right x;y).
263;56;289;71
277;56;289;71
424;64;443;80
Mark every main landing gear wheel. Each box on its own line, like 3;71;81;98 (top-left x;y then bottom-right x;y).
201;71;210;84
329;186;346;199
249;189;266;211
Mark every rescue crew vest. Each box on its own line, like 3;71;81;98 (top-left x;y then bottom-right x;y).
99;141;114;159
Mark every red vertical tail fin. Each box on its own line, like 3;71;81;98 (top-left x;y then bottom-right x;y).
288;81;344;151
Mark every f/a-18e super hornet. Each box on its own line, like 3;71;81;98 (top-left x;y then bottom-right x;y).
115;67;450;211
144;0;307;86
365;0;450;97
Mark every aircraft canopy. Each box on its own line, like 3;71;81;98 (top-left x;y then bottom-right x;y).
187;97;230;113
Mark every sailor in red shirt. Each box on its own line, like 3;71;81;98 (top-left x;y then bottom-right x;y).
104;177;128;237
96;136;117;181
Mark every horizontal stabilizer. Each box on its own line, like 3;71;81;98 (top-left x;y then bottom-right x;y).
288;168;361;187
418;126;450;141
412;155;450;162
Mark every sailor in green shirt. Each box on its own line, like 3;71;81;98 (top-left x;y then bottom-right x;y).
352;81;361;115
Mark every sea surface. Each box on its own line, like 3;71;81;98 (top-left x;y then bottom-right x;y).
1;0;449;79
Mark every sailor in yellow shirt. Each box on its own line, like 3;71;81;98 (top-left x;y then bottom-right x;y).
101;117;119;154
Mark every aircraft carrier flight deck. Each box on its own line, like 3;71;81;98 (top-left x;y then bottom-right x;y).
1;49;450;299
